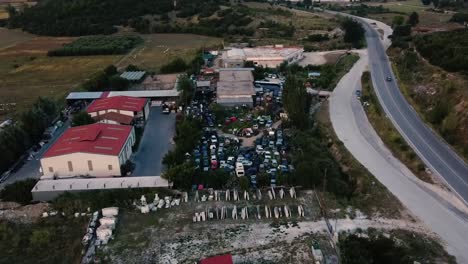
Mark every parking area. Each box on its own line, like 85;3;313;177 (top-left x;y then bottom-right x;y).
132;107;176;176
186;95;293;189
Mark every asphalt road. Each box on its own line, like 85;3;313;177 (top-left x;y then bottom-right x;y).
0;119;70;188
360;21;468;203
329;49;468;263
132;107;176;176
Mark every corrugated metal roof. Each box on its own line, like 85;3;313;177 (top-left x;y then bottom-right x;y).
66;92;103;100
42;123;133;158
120;71;146;81
66;90;180;101
87;96;147;113
108;90;179;97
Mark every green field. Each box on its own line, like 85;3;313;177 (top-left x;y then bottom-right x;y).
0;31;221;120
115;33;223;71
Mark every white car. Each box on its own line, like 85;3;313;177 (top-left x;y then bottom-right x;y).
235;163;245;177
211;135;218;144
256;145;265;154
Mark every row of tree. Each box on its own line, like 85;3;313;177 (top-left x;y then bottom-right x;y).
6;0;175;36
48;36;143;56
0;97;58;175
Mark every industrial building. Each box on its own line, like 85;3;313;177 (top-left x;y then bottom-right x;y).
222;45;304;68
40;123;135;178
86;95;150;125
216;68;255;107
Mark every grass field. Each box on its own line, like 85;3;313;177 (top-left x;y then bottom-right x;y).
116;34;223;71
0;31;223;120
0;27;35;50
366;0;454;26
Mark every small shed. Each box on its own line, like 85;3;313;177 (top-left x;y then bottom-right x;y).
308;72;321;78
120;71;146;82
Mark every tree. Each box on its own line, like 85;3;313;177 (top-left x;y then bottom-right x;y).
283;74;309;129
160;58;188;73
29;230;51;250
0;179;37;205
162;162;195;190
392;15;405;27
109;76;129;91
104;65;117;76
303;0;312;7
341;18;365;48
71;111;95;127
177;75;194;106
407;12;419;26
421;0;432;5
238;176;250;191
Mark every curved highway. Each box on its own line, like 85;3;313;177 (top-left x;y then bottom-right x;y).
359;20;468;203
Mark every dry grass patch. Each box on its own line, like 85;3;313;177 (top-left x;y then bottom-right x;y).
0;28;35;50
116;33;222;71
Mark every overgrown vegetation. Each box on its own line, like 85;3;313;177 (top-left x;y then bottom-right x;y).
0;218;87;264
390;35;467;159
340;18;366;48
177;75;194;106
414;29;468;73
282;74;310;129
0;179;37;204
80;65;129;92
71;111;96;127
0;97;58;175
360;71;431;182
159;58;189;74
339;229;456;264
48;35;143;56
316;102;402;217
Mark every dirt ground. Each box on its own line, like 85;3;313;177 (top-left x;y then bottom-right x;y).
299;50;347;66
0;202;49;223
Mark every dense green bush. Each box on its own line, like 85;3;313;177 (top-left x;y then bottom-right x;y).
0;218;87;263
341;18;365;48
0;97;58;175
160;58;189;73
450;13;468;24
306;34;330;42
0;179;37;204
48;36;143;56
414;29;468;73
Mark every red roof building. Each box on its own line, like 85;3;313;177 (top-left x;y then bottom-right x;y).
93;112;135;125
86;96;150;124
87;95;147;113
43;123;132;158
200;254;233;264
41;123;135;178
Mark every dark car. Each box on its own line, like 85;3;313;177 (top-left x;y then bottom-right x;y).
386;77;392;82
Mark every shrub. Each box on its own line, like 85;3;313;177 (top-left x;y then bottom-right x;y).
0;179;37;205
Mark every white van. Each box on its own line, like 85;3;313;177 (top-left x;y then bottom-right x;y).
235;162;245;177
